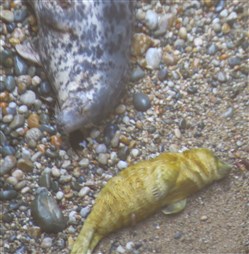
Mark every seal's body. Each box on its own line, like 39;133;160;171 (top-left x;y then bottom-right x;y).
28;0;133;133
71;148;231;254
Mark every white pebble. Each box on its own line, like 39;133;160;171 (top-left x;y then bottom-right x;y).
31;76;41;86
18;105;28;114
126;241;134;250
79;158;90;168
41;237;53;248
95;144;107;154
80;206;91;218
145;10;158;30
145;47;162;69
12;169;24;181
51;167;61;177
116;245;126;253
56;191;64;200
20;90;36;106
130;148;140;158
78;187;90;197
68;211;77;224
117;160;128;170
194;37;203;47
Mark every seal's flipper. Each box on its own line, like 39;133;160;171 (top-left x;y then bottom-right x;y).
161;199;187;215
15;40;42;65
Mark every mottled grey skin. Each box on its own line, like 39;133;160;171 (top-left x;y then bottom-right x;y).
29;0;133;133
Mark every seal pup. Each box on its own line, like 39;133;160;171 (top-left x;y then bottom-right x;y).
70;148;231;254
16;0;133;133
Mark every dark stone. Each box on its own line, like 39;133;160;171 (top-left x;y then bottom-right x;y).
14;56;28;76
0;190;18;201
133;92;151;112
30;187;67;233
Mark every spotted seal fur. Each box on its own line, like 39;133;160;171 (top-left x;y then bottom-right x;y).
17;0;133;134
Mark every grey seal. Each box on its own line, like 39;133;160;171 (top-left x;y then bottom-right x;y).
16;0;133;134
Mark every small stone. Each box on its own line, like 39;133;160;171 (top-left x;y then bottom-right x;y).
0;155;16;176
155;13;175;36
12;169;24;181
51;167;61;178
145;10;158;30
174;231;183;239
78;187;90;197
0;190;18;201
174;128;182;139
126;241;134;251
5;75;16;92
95;144;107;154
39;81;52;96
221;23;231;34
32;76;41;86
28;113;40;128
41;237;53;249
194;37;203;47
130;149;140;158
207;44;218;55
68;211;77;224
25;127;42;142
133;92;151;112
9;114;25;129
14;56;28;76
228;56;241;68
216;71;227;83
145;47;162;69
115;104;126;115
7;176;18;186
97;153;109;165
80;206;91;218
79;158;90;168
178;27;187;40
158;68;168;81
20;90;36;105
14;7;28;22
17;158;34;172
200;215;208;221
116;245;126;253
117;160;128;170
38;173;52;189
31;187;67;233
222;107;234;118
0;10;14;22
130;66;145;81
131;33;154;56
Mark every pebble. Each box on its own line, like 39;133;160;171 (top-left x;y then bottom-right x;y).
97;153;109;165
0;155;16;176
79;158;90;168
0;190;18;201
14;56;28;76
117;160;128;170
80;206;91;218
179;27;187;40
116;245;126;253
20;90;36;105
222;107;234;118
207;44;218;55
12;169;24;181
126;241;134;251
78;187;90;197
133;92;151;112
31;187;67;233
216;71;226;83
155;13;175;36
17;158;34;172
200;215;208;221
9;114;25;129
38;172;52;189
25;127;42;142
41;237;53;249
5;75;16;92
131;66;145;81
130;148;140;158
145;47;162;69
158;68;168;81
68;211;78;224
39;80;52;96
95;144;107;154
27;113;40;128
228;56;241;68
14;7;28;22
145;10;158;30
174;231;183;240
0;10;14;22
116;104;126;114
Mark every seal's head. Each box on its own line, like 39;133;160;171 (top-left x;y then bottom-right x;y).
28;0;133;134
